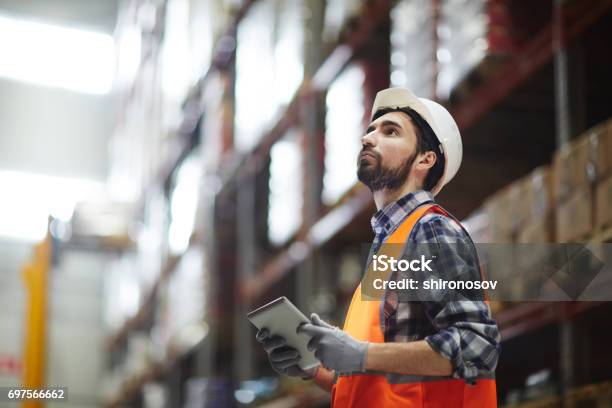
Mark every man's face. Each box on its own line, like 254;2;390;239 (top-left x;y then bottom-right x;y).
357;111;419;191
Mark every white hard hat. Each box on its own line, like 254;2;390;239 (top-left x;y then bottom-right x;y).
370;87;462;195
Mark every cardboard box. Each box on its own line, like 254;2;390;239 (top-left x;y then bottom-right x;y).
517;211;554;243
517;165;554;224
462;208;492;243
553;118;612;200
484;182;522;242
555;186;592;242
515;209;556;301
516;216;555;299
588;119;612;181
484;165;554;239
595;174;612;231
552;136;592;203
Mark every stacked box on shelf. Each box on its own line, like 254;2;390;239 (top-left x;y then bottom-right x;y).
552;118;612;242
516;165;555;243
555;186;592;243
462;209;508;312
484;181;523;243
482;183;522;300
475;166;555;300
463;207;492;243
467;169;548;243
514;166;555;301
552;136;592;243
593;119;612;234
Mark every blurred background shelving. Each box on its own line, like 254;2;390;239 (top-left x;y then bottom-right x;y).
0;0;612;407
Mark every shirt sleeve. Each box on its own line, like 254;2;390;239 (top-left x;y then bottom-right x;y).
409;214;501;384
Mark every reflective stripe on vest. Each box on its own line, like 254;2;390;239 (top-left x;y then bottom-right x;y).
331;204;497;408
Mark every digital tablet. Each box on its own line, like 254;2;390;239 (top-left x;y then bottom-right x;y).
247;296;320;370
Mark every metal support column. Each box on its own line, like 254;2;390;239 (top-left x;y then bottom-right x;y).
560;304;574;406
297;0;326;310
234;176;256;382
553;0;571;147
554;2;575;403
431;0;441;100
195;196;216;380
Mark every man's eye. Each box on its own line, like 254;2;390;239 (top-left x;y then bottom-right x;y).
386;128;397;135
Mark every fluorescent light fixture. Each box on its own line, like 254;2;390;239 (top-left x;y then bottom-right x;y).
0;14;114;94
0;170;104;242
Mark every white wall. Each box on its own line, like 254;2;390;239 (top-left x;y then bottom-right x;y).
47;250;109;408
0;78;114;181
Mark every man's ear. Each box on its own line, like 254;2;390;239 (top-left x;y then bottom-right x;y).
415;151;437;171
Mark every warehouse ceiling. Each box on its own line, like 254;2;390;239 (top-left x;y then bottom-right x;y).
0;0;119;182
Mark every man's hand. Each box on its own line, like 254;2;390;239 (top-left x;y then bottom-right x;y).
299;313;369;374
256;328;318;380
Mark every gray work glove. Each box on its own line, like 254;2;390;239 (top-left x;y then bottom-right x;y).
256;328;318;380
298;313;369;374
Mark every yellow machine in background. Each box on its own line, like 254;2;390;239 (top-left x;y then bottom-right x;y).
21;220;51;408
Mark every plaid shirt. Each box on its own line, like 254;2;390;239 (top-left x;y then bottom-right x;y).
368;190;500;384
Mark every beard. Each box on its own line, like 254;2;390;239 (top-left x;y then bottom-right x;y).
357;148;416;192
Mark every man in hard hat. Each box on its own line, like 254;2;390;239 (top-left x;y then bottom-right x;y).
256;88;500;407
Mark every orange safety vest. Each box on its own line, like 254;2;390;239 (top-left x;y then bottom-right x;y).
331;204;497;408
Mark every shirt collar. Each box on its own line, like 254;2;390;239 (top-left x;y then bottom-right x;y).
370;190;435;237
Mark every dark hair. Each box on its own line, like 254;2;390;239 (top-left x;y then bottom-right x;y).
372;107;445;191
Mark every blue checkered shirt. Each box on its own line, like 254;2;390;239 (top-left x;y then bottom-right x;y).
369;190;500;384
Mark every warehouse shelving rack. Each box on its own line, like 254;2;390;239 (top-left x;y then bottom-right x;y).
103;1;392;406
228;0;612;306
104;1;612;407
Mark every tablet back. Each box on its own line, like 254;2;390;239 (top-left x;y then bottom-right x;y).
248;297;320;370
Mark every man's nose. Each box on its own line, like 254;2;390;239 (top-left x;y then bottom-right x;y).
361;131;377;148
